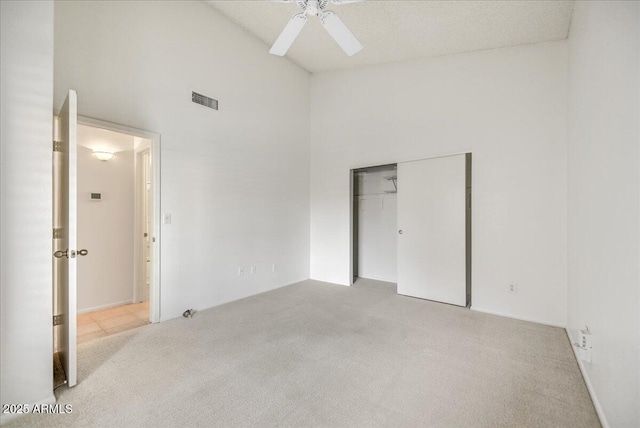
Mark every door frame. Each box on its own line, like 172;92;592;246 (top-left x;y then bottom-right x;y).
348;152;472;303
77;115;162;323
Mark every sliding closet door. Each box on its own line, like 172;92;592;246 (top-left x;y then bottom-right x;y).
397;154;466;306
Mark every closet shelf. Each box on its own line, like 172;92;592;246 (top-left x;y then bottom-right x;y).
383;175;398;192
354;192;398;197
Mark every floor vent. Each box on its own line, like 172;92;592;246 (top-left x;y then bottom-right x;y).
192;91;218;110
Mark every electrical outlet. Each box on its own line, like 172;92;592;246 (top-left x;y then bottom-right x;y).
163;213;172;225
237;267;244;277
579;328;592;363
509;284;518;294
250;266;256;275
272;264;277;273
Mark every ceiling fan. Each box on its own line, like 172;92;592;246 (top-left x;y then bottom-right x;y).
269;0;363;57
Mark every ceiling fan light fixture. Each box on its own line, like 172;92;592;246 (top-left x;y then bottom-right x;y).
305;0;319;16
268;0;363;57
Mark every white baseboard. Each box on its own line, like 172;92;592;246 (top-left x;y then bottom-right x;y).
311;277;350;286
0;394;56;425
565;329;609;428
470;306;566;328
77;299;133;314
160;277;312;322
356;275;397;284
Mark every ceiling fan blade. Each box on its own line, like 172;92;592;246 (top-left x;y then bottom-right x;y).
269;13;307;56
320;11;362;56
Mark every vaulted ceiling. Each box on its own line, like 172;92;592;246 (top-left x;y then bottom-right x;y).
207;1;575;73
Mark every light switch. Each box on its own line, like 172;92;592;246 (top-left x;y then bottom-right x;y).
163;213;172;225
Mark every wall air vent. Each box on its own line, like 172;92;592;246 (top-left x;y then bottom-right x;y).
192;91;218;110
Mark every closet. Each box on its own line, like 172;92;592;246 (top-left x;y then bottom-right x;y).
352;154;471;307
353;164;398;283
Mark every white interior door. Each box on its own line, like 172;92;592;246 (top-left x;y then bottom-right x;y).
54;90;78;387
142;150;151;302
397;154;467;306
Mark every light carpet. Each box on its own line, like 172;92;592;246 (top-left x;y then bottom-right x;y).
10;279;600;427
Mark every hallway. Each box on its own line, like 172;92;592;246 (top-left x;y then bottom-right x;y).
77;302;149;344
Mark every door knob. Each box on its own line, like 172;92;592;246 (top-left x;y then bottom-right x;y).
398;230;403;235
77;249;88;256
53;249;68;258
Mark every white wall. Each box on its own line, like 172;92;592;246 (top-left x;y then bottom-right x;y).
77;146;135;313
54;1;311;321
0;0;55;422
355;166;397;282
310;42;568;327
567;2;640;426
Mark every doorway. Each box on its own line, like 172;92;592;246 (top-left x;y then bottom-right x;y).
351;163;398;288
75;116;161;326
52;112;161;386
73;124;153;343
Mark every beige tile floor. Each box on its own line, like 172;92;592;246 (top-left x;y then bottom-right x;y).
77;302;149;344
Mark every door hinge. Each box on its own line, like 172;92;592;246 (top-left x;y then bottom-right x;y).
53;140;63;152
53;228;63;239
53;314;63;326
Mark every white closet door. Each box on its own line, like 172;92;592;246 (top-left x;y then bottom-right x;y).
397;154;466;306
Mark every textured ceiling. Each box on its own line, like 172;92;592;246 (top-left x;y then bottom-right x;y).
207;0;574;73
